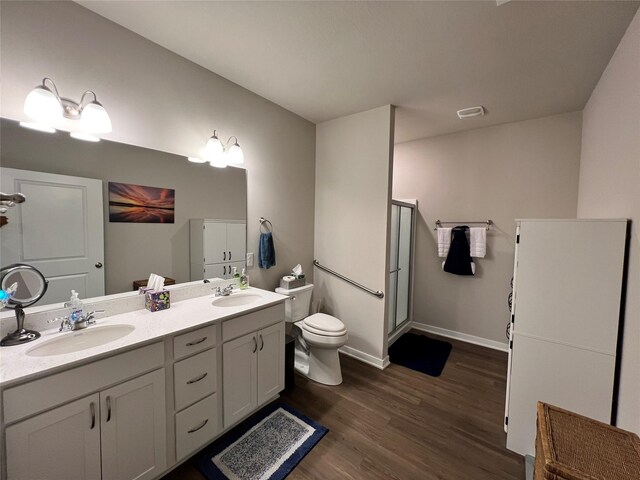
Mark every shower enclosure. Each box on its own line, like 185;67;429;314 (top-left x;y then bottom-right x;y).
388;200;416;338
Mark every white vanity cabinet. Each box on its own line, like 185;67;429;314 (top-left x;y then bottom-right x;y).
5;394;102;480
222;305;285;428
4;358;166;480
190;219;246;280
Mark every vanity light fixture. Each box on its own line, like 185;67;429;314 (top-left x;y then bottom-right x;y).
189;130;244;168
20;77;112;142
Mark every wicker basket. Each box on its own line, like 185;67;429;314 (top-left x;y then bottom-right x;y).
534;402;640;480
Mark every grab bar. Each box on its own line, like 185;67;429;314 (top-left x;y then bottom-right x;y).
313;260;384;299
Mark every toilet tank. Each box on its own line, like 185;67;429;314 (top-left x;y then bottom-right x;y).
275;283;313;322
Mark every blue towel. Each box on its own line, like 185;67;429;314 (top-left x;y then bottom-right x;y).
258;232;276;269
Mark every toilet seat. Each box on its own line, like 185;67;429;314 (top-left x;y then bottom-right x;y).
302;323;347;337
303;313;345;333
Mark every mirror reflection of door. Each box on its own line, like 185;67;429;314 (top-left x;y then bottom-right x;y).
1;168;105;304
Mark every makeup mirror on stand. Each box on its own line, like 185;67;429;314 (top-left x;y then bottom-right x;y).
0;263;48;346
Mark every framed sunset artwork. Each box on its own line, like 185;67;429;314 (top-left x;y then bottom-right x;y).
108;182;175;223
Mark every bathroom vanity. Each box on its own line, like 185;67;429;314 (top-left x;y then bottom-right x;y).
0;285;287;480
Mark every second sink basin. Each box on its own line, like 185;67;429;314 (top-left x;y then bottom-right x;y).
26;324;136;357
212;292;262;307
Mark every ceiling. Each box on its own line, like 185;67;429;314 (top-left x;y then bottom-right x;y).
77;1;639;143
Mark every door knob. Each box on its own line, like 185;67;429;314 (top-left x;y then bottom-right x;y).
95;262;103;268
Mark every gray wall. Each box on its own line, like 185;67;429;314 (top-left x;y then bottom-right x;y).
578;10;639;434
393;112;582;345
315;106;395;365
1;119;246;294
0;1;316;291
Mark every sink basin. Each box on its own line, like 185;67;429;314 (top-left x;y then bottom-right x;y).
212;293;262;308
26;324;136;357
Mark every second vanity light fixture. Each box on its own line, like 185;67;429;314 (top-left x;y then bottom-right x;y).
21;77;112;142
188;130;244;168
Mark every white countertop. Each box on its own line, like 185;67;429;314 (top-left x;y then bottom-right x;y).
0;287;287;388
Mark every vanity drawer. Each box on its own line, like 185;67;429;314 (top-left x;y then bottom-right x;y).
222;303;285;342
174;348;217;411
175;393;219;460
173;325;216;360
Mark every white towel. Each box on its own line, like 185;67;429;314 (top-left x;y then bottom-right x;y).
470;227;486;258
437;228;452;257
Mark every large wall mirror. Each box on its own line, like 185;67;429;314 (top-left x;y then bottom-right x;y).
0;118;247;306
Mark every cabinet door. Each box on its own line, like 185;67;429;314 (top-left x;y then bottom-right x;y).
223;332;257;428
101;369;166;480
204;262;227;280
226;223;246;262
203;222;227;264
257;322;285;406
5;393;101;480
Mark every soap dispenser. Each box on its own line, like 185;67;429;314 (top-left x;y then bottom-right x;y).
240;268;249;290
66;290;84;324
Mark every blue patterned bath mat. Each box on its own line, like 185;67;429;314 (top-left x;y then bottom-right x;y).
196;402;328;480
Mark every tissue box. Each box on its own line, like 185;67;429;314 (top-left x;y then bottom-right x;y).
280;276;305;290
145;290;170;312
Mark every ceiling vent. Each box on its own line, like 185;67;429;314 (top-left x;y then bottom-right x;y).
457;106;485;119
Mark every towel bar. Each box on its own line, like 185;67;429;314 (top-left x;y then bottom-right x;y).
434;219;492;231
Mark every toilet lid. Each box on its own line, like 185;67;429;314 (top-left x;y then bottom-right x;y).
303;313;345;333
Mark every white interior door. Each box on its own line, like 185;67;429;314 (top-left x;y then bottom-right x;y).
1;168;104;303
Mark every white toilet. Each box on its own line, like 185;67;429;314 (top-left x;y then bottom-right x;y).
275;283;348;386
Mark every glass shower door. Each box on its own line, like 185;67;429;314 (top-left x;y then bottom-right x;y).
388;202;414;334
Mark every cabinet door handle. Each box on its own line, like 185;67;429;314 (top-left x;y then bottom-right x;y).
252;336;257;353
90;402;96;429
223;265;226;276
259;334;264;351
229;251;232;260
223;251;226;261
187;372;208;384
188;419;209;434
186;336;207;347
106;396;112;422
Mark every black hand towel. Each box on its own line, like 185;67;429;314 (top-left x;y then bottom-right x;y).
443;226;474;276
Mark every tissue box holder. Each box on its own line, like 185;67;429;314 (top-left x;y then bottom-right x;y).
145;290;170;312
280;276;305;289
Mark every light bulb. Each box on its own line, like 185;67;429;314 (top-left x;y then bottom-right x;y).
226;142;244;165
203;134;224;161
23;86;62;122
209;156;227;168
81;101;112;133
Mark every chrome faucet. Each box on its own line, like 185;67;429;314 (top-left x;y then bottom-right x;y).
214;284;236;297
55;310;105;332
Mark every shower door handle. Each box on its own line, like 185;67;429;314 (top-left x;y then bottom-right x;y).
389;268;402;273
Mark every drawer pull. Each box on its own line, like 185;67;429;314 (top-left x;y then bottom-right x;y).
186;337;207;347
188;419;209;434
106;396;112;422
187;372;208;384
90;402;96;429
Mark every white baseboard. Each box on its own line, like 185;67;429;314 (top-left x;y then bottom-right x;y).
339;345;390;369
411;322;509;352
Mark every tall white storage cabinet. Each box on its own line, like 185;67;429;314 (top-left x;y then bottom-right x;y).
190;219;246;280
505;219;627;456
